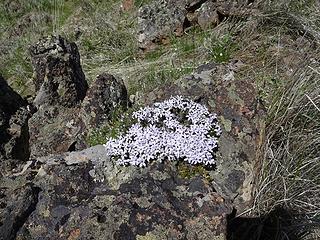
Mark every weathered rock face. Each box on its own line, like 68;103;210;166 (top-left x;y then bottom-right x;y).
0;182;40;240
140;61;265;213
28;36;129;158
8;145;231;240
81;73;128;127
138;0;187;50
138;0;257;50
0;75;30;172
29;35;88;108
28;106;86;158
28;73;128;158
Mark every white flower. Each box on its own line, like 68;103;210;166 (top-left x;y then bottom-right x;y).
104;96;221;166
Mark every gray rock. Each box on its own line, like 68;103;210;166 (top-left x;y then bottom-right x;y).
28;105;86;158
28;36;128;158
138;0;188;50
197;1;220;29
138;0;258;50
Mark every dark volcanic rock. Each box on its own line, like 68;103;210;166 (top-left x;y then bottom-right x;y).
28;35;88;157
28;36;128;158
141;61;266;212
13;146;231;240
29;35;88;107
28;106;86;158
28;72;128;158
0;75;26;116
0;75;30;172
0;183;40;240
81;73;128;127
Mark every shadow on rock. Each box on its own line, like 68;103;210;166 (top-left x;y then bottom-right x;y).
227;207;317;240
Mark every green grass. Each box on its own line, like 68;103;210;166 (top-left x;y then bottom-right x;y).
209;34;234;63
134;0;153;8
253;65;320;238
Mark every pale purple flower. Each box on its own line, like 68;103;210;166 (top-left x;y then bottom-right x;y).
104;96;221;166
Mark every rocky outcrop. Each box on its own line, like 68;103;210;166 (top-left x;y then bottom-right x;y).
6;145;231;240
0;75;30;172
28;36;129;158
139;61;265;213
0;34;265;239
29;35;88;108
81;73;128;127
138;0;257;50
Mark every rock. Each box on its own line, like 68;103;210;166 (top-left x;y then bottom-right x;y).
0;183;40;240
141;61;266;213
81;73;128;127
28;106;86;158
0;75;30;172
197;1;221;29
0;75;26;116
138;0;188;50
29;35;88;108
28;36;128;158
138;0;258;50
28;73;128;158
14;145;231;240
4;108;31;163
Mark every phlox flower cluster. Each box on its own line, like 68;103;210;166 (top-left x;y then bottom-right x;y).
104;96;221;167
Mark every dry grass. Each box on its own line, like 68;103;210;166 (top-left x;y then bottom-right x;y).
245;1;320;238
252;64;320;237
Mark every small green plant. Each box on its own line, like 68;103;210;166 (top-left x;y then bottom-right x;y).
127;63;194;96
140;65;194;92
171;34;196;54
177;161;213;181
210;34;234;63
256;74;284;105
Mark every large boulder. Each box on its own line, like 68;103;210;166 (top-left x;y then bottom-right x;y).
139;61;266;213
138;0;257;50
12;145;232;240
28;35;88;158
